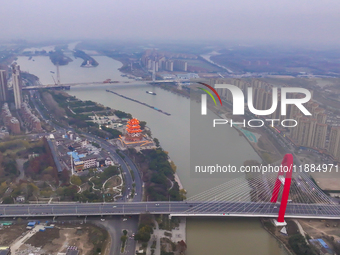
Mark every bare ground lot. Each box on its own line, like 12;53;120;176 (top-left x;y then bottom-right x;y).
310;171;340;191
0;223;108;255
299;219;340;241
0;224;27;245
25;227;94;254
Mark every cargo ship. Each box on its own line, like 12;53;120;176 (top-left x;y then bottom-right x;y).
146;91;156;95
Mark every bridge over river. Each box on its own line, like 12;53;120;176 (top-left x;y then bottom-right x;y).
22;80;181;90
1;170;339;220
0;201;340;219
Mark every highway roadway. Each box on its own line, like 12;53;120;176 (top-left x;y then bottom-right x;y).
1;202;340;219
80;133;143;202
95;216;138;255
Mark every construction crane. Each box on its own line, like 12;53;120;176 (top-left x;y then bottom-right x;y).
51;75;57;85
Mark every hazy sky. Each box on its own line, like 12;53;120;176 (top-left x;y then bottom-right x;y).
2;0;340;45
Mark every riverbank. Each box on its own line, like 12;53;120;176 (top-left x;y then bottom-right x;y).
174;172;184;190
15;54;132;85
218;112;283;164
261;219;294;255
101;50;150;79
104;84;186;196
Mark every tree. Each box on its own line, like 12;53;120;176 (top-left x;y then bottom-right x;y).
62;186;78;200
179;189;187;200
177;240;187;255
60;168;70;184
170;161;177;172
0;181;8;193
121;235;127;242
3;196;13;204
42;166;54;175
23;183;39;199
153;138;160;147
0;152;4;178
140;213;154;226
135;225;153;242
71;175;82;186
140;121;147;130
102;166;119;178
288;234;316;255
114;110;132;119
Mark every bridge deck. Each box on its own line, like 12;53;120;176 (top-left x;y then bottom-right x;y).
0;201;339;219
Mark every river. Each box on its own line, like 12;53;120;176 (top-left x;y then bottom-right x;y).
15;46;289;255
16;53;130;85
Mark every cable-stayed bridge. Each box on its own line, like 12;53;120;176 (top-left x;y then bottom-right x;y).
174;169;338;219
22;80;183;90
0;170;339;220
0;154;337;220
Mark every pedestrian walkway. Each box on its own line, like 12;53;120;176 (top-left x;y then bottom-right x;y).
11;224;45;253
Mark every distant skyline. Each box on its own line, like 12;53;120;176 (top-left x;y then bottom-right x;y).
1;0;340;46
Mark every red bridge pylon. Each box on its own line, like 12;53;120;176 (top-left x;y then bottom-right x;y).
270;153;294;223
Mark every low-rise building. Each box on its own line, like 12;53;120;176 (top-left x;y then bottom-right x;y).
0;247;10;255
73;161;84;172
66;247;79;255
16;195;25;202
97;157;114;167
82;155;99;169
309;239;334;255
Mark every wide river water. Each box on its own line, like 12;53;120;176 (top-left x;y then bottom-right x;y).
15;50;288;254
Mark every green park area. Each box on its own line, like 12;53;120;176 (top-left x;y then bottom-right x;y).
0;136;122;203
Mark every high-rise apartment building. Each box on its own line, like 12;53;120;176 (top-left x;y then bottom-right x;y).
293;117;317;147
313;123;328;149
21;102;42;131
165;60;173;71
0;70;8;102
1;103;21;134
286;90;331;150
328;127;340;161
12;64;23;109
174;60;188;71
